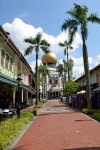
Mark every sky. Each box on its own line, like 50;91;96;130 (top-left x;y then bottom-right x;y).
0;0;100;79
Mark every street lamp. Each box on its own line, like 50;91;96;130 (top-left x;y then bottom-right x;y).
16;75;22;119
39;89;41;102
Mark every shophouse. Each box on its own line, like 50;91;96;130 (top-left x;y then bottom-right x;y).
75;64;100;108
75;64;100;90
0;25;36;109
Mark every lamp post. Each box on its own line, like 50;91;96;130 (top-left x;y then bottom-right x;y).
16;75;22;119
39;88;41;102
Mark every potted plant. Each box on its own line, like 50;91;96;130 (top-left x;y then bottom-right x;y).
32;109;37;116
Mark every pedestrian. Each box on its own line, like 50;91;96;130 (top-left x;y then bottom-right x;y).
60;95;62;101
69;95;72;107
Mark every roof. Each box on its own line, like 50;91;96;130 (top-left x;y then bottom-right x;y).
75;63;100;82
42;51;57;64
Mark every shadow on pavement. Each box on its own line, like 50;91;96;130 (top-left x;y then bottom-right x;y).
75;119;93;122
13;146;100;150
63;147;100;150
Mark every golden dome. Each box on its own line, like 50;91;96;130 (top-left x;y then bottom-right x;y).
42;51;57;64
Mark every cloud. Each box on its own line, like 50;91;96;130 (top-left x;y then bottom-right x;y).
30;59;42;72
3;18;82;56
94;54;100;66
2;18;98;79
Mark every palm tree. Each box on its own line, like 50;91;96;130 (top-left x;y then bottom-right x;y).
38;64;50;100
62;4;100;108
58;40;73;81
56;59;69;89
24;32;50;105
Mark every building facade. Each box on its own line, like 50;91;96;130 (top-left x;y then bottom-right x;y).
75;64;100;91
0;25;36;109
41;50;62;98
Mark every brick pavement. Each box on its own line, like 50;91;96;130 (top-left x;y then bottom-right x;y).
10;99;100;150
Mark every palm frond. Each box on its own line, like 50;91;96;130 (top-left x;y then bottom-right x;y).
69;46;73;50
58;42;65;47
24;45;34;56
74;4;88;18
40;40;50;53
68;26;77;44
56;64;64;76
69;20;79;30
41;46;49;53
62;19;78;31
64;40;68;45
88;13;100;23
67;10;77;19
40;39;50;46
35;32;42;45
24;37;36;45
38;64;50;77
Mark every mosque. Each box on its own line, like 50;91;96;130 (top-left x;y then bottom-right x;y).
41;50;74;99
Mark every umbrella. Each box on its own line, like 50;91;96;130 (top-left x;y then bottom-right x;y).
77;90;86;94
92;87;100;92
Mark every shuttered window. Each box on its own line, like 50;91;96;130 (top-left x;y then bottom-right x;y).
10;57;13;71
1;50;5;66
28;75;32;85
5;53;9;68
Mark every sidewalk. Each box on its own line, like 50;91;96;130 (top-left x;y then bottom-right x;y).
7;99;100;150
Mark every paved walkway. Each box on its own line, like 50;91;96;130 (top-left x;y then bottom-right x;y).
7;99;100;150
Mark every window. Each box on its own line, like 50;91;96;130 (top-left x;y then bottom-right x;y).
5;53;9;69
1;50;5;66
28;75;32;85
9;57;13;71
55;77;58;83
49;78;51;83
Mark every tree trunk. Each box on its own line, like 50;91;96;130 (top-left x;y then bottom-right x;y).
67;47;70;81
36;50;38;106
82;32;92;108
43;77;45;100
42;75;43;100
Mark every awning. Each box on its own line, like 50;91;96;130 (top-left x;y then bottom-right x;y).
0;74;17;86
77;90;86;94
20;84;36;93
92;87;100;92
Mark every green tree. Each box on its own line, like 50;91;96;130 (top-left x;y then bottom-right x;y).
63;80;81;96
24;32;50;105
62;4;100;108
56;59;69;89
38;64;50;100
58;40;73;80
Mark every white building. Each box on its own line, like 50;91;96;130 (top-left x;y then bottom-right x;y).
41;50;63;98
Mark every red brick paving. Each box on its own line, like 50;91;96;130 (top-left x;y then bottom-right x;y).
13;99;100;150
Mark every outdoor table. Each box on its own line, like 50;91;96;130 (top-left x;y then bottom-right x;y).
2;109;10;117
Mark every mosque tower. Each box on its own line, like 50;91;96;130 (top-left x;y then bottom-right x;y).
41;50;62;98
69;57;74;79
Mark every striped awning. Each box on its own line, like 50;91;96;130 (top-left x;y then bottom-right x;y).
0;74;17;86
